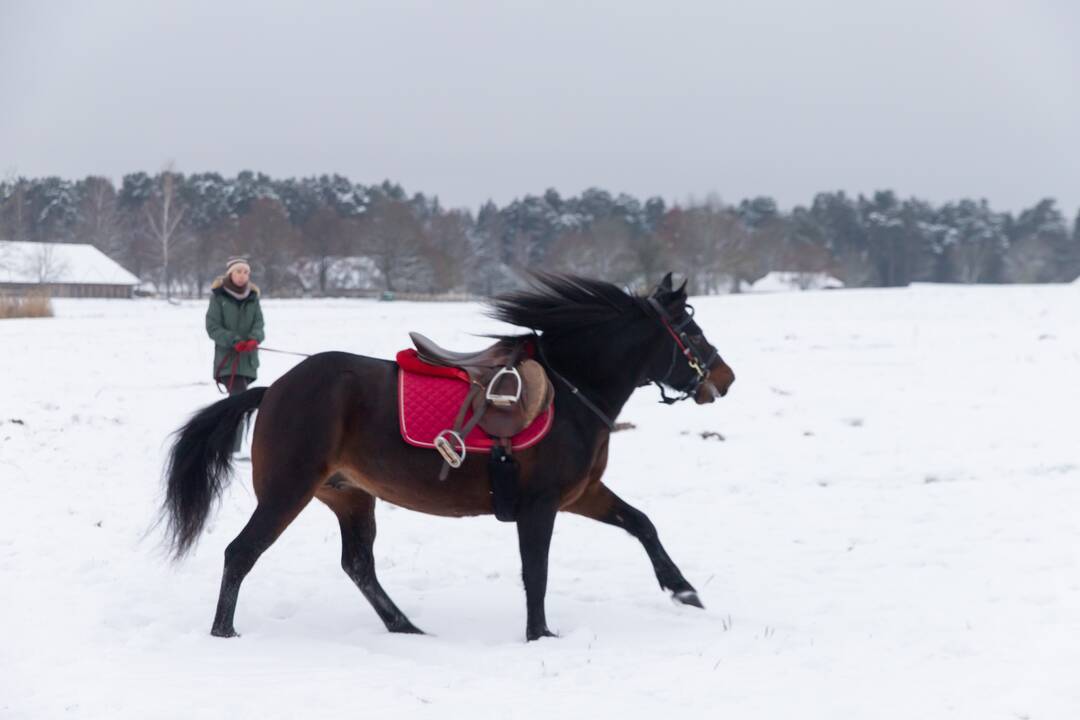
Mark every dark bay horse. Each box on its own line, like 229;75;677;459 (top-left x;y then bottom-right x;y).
163;273;735;641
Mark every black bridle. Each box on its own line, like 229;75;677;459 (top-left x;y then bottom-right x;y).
534;296;721;431
646;297;719;404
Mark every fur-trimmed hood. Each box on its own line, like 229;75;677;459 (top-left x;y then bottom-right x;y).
211;275;260;298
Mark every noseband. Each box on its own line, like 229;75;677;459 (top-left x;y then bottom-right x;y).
647;297;720;404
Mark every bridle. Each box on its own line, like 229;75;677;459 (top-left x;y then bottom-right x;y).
646;297;720;405
534;295;722;430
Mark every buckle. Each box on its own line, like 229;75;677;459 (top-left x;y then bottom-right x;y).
486;366;522;407
434;430;466;469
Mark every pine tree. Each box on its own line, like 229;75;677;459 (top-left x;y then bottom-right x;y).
183;173;234;294
810;192;872;287
939;199;1008;284
26;177;80;244
1070;209;1080;281
1004;199;1068;282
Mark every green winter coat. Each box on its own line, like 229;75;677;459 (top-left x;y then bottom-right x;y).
206;276;265;380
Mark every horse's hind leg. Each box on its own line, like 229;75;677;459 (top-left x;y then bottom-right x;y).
565;481;704;608
317;484;423;635
211;493;313;637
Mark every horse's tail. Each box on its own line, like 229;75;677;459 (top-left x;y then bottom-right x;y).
162;387;267;560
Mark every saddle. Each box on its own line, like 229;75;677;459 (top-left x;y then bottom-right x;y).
406;333;554;479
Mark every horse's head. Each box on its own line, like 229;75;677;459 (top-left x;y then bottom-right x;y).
645;273;735;405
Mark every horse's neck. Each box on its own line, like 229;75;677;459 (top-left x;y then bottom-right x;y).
541;335;645;421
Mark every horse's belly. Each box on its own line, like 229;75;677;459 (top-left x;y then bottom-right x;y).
335;465;493;518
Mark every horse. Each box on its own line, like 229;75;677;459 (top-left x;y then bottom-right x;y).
162;273;735;641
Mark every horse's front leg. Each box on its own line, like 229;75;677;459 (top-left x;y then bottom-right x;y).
565;480;704;608
516;494;559;641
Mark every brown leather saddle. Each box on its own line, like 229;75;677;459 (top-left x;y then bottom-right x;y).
409;332;554;477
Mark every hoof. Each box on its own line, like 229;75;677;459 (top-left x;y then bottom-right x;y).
672;590;705;609
211;626;240;638
526;627;558;642
389;621;426;635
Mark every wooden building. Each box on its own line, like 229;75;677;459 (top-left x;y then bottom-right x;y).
0;241;139;298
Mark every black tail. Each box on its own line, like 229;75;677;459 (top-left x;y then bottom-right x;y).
163;387;267;560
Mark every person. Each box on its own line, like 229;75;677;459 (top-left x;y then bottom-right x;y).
206;256;265;453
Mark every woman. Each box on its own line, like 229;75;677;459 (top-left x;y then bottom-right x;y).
205;256;265;452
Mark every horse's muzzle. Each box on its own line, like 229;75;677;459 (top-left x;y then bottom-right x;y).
694;362;735;404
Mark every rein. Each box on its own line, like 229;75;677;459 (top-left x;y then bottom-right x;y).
214;351;242;394
215;346;311;394
533;334;616;431
259;346;312;358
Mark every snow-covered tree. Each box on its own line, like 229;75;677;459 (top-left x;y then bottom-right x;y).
549;216;635;284
75;177;122;260
154;170;189;297
939;199;1008;284
1003;199;1070;283
466;201;515;296
183;172;235;294
423;209;471;293
25;177;80;244
360;195;430;293
666;200;758;294
234;196;301;295
810;192;872;286
0;175;31;243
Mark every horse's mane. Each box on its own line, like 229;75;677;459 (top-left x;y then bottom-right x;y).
486;273;649;336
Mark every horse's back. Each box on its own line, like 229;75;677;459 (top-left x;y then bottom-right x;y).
250;351;493;515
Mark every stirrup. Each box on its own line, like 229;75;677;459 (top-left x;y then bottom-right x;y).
434;429;466;468
486;366;522;407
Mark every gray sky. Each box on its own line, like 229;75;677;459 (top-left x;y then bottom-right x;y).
2;0;1078;214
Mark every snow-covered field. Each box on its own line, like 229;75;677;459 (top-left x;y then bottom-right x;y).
2;284;1078;719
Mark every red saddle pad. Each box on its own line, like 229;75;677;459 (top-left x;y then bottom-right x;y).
396;350;553;453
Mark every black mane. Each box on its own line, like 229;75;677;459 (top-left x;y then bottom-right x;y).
486;274;649;336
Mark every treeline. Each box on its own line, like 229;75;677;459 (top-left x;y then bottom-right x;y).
1;172;1078;296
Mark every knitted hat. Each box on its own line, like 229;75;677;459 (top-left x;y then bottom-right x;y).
226;256;251;273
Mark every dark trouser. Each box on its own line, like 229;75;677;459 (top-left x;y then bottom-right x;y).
218;375;252;452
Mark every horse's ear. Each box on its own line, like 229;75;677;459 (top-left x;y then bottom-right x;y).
675;278;688;298
656;272;674;295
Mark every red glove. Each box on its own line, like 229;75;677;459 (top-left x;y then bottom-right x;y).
233;340;258;352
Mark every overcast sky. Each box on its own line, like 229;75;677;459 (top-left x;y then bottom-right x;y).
2;0;1078;214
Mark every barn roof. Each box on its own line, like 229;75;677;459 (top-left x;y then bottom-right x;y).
0;241;139;286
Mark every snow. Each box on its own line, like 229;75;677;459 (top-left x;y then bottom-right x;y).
0;241;139;286
748;270;844;292
2;285;1078;718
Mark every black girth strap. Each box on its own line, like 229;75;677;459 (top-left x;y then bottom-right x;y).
489;444;520;522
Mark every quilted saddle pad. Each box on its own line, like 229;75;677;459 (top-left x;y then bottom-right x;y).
396;349;554;453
